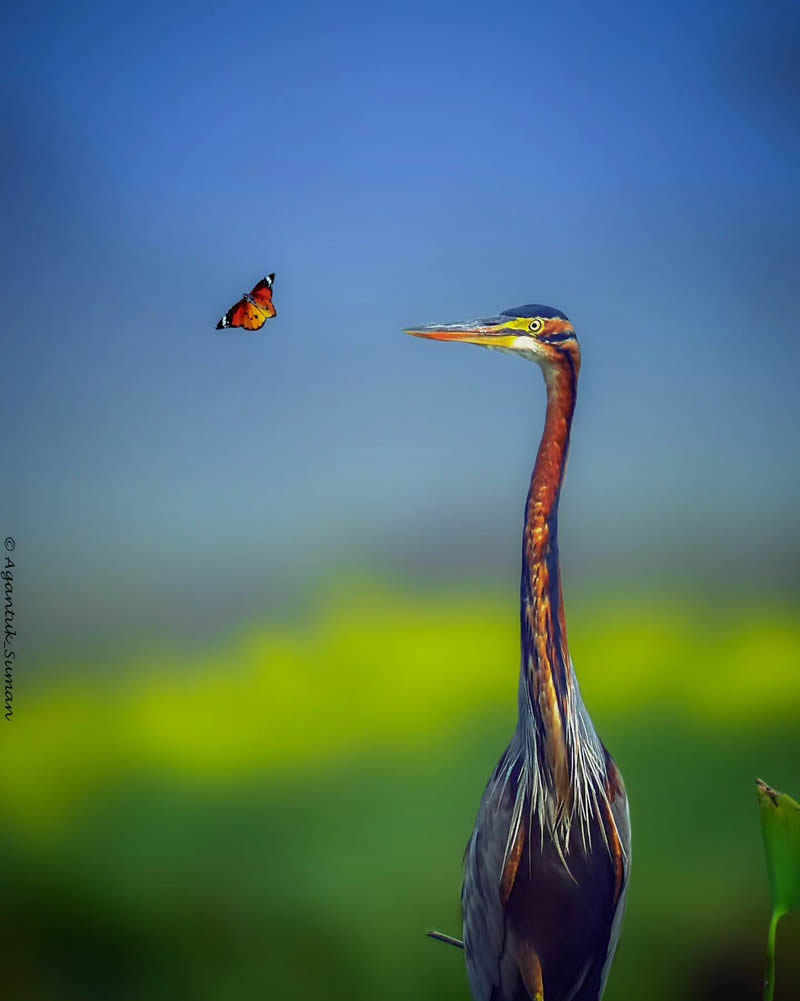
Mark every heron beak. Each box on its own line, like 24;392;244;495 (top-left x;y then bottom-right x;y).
404;316;519;348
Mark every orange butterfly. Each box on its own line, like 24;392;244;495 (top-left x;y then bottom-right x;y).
216;273;277;330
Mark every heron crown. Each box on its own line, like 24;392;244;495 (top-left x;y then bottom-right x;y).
500;304;569;321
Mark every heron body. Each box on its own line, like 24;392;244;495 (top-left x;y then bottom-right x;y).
406;306;630;1001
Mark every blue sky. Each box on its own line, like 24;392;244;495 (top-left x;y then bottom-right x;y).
4;0;799;660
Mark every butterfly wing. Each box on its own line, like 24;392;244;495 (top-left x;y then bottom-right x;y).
249;273;277;316
216;296;246;329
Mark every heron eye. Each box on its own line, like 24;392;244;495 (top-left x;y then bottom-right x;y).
529;318;544;334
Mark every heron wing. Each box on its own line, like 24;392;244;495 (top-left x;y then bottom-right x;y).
569;757;630;1001
593;760;631;999
462;750;527;1001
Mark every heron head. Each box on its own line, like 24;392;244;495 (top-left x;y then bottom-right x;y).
405;304;579;369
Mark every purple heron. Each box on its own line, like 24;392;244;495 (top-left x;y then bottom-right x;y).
406;305;631;1001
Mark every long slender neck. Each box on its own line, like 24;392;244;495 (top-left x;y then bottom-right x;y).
519;354;579;791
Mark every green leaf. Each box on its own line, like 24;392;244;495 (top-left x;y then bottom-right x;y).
757;779;800;1001
757;778;800;916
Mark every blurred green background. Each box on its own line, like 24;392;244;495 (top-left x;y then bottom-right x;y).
3;587;800;999
4;0;800;998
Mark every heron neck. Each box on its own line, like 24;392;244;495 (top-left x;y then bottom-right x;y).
519;355;578;786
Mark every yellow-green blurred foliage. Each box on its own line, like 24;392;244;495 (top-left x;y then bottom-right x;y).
4;586;800;1000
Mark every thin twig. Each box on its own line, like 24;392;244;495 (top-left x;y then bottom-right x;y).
426;930;464;949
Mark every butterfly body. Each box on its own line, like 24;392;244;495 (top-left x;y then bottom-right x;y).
216;273;276;330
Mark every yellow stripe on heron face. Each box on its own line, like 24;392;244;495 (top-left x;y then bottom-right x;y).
501;317;538;333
